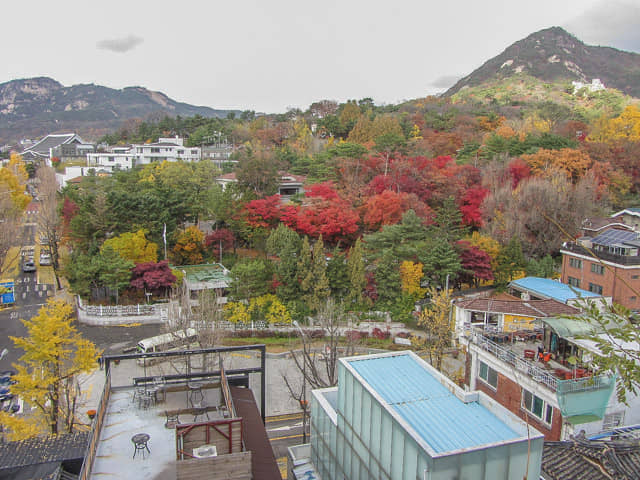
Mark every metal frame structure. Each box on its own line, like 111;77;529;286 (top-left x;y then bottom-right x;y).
102;344;267;424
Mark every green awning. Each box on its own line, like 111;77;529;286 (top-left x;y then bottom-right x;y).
537;317;603;338
565;414;602;425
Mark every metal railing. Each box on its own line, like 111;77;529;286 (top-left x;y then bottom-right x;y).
470;330;559;391
79;371;111;480
469;330;613;393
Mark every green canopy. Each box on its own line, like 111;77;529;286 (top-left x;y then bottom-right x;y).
538;316;603;338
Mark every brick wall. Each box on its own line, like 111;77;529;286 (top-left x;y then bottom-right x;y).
475;372;562;441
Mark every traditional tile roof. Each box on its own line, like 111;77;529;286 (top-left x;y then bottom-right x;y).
455;298;580;317
0;431;88;471
581;216;631;234
22;133;83;157
542;432;640;480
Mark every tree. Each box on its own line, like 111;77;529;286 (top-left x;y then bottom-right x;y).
228;258;274;300
421;238;462;289
204;228;235;262
171;226;205;265
130;260;177;297
235;147;280;196
346;238;366;305
97;245;134;304
0;156;29;278
299;236;330;311
326;247;349;298
102;229;158;264
526;255;556;278
564;300;640;403
36;166;62;287
400;261;426;300
0;299;99;439
457;241;494;288
494;236;526;287
374;250;401;305
414;287;453;370
362;190;407;231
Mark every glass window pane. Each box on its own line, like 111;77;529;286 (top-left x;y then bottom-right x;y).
533;396;544;417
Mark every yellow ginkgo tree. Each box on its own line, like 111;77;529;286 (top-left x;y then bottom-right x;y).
0;299;99;439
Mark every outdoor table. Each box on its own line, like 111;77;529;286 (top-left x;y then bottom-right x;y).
132;433;151;459
187;382;204;406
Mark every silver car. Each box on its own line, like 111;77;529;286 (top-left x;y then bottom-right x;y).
39;252;52;266
22;259;36;273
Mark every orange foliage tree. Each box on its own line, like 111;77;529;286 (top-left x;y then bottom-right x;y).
171;226;205;265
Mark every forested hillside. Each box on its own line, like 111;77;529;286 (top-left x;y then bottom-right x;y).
57;76;640;321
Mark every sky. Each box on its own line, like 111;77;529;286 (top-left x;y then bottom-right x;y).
2;0;639;113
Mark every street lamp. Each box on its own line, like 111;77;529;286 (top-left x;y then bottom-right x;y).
292;320;308;443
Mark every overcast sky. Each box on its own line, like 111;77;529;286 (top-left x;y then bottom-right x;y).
3;0;639;113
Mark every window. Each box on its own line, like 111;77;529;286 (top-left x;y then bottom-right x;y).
591;264;605;275
151;148;160;153
569;258;582;269
522;389;553;424
602;412;624;431
567;277;580;288
632;275;639;280
589;283;603;294
479;361;498;389
191;149;198;154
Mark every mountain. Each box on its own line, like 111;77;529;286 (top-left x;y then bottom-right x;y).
0;77;236;144
444;27;640;98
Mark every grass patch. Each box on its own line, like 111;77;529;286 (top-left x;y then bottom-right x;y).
38;266;56;285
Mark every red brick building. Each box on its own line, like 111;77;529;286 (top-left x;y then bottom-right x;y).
561;229;640;310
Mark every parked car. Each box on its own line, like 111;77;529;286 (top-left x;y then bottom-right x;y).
0;385;13;402
0;371;16;387
22;259;36;273
39;251;52;266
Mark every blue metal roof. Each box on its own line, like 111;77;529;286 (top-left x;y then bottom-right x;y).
347;354;518;454
510;277;600;303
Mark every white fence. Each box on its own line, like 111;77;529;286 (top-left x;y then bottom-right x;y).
76;297;168;326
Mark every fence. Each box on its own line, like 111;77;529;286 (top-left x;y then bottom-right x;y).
76;296;168;325
79;371;111;480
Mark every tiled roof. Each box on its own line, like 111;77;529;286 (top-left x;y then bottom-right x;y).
23;134;81;156
0;431;88;470
542;433;640;480
455;298;580;317
582;216;631;233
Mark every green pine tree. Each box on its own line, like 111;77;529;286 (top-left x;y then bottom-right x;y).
347;238;366;304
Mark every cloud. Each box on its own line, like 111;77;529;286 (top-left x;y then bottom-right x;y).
564;1;640;53
429;75;462;89
96;35;144;53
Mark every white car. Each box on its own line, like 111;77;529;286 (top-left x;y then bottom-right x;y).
39;252;52;266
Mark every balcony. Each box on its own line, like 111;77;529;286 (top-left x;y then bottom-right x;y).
468;329;612;394
562;243;640;266
468;329;617;421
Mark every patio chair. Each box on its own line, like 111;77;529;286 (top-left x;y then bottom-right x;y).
165;411;180;429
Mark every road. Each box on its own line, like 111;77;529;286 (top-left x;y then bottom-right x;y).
0;223;53;372
266;412;307;477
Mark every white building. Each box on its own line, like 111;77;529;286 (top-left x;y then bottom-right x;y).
87;146;135;170
130;136;200;165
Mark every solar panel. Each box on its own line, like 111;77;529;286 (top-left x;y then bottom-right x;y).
592;229;638;247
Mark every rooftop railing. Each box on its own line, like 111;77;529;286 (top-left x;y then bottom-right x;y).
469;330;613;394
469;330;558;391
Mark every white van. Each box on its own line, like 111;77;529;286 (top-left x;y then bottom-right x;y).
137;328;199;355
